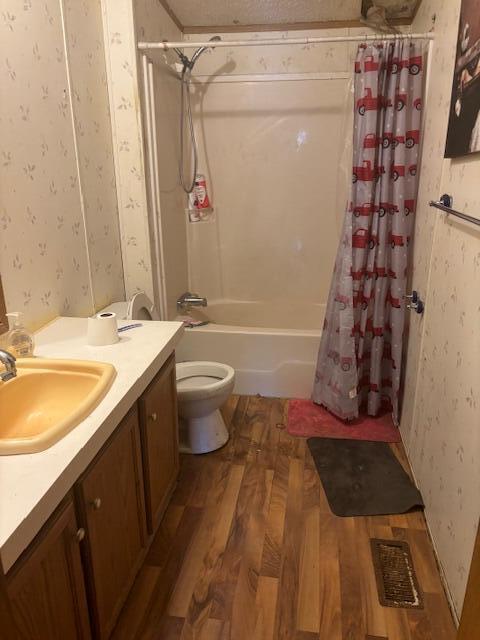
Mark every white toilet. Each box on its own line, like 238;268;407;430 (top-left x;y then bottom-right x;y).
176;361;235;454
100;293;235;454
100;291;159;321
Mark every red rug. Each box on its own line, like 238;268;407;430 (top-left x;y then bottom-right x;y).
287;399;400;443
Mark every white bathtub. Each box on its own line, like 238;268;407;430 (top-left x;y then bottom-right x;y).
175;300;324;399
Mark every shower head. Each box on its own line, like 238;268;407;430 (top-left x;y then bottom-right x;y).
173;35;222;73
190;35;222;68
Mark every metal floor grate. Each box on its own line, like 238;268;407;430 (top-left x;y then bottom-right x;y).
370;538;424;609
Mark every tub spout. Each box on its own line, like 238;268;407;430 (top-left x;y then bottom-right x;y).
177;292;208;311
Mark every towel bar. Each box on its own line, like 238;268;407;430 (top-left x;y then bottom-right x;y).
429;194;480;227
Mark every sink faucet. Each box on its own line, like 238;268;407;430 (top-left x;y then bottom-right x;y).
177;292;208;312
0;349;16;382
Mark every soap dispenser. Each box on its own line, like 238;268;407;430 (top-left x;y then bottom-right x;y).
5;312;34;358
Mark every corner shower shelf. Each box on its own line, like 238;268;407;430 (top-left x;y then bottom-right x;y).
185;207;215;222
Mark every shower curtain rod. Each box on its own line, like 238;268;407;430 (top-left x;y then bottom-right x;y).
138;32;434;51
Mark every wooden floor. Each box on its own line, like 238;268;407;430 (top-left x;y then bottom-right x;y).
112;396;457;640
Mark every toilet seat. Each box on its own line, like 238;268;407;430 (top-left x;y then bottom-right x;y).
127;292;159;320
100;293;159;321
176;361;234;400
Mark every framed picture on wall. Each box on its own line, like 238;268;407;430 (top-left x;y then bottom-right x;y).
445;0;480;158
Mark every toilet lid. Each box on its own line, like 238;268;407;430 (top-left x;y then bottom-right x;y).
128;292;159;321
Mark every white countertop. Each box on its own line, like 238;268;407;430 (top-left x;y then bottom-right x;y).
0;316;184;573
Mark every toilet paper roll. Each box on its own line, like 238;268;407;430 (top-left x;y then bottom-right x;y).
87;312;119;346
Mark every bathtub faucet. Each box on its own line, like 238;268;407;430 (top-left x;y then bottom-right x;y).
177;292;208;311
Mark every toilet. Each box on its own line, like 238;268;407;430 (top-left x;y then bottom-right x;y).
100;293;235;454
100;291;160;321
176;361;235;454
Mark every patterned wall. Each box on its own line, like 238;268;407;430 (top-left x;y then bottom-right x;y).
63;0;124;311
101;0;155;304
0;0;124;330
135;0;188;318
101;0;186;317
400;0;480;619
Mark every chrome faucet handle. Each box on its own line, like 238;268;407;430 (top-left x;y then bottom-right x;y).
406;291;424;314
0;349;17;382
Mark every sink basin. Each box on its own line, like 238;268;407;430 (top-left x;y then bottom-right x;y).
0;358;116;455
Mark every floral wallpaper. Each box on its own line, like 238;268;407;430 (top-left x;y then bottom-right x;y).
0;0;92;329
0;0;124;330
63;0;124;311
400;0;480;620
101;0;186;317
134;0;188;319
101;0;156;304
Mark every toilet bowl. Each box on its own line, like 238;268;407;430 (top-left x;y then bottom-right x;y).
176;361;235;454
100;292;159;321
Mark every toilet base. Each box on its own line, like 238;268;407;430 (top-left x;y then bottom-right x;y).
179;409;230;454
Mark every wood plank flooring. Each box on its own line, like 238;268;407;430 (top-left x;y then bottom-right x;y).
112;396;457;640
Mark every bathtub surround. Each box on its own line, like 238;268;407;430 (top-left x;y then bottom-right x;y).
119;23;410;322
0;0;124;330
174;27;414;401
176;301;323;398
313;40;424;423
400;0;480;619
184;30;353;308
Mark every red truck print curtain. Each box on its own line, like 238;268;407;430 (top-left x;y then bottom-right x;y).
312;40;424;424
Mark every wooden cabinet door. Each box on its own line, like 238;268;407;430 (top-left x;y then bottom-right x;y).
7;497;91;640
139;353;179;533
76;406;146;639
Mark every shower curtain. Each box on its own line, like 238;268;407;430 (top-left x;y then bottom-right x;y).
312;40;424;424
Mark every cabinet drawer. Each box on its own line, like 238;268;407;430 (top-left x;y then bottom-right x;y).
76;406;146;639
139;353;179;533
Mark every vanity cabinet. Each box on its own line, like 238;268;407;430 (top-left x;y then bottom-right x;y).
75;405;147;640
3;350;180;639
6;497;91;640
139;353;179;533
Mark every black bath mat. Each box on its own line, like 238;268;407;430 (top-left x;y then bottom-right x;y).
307;437;424;517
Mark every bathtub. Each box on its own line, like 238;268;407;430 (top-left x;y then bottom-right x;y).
175;300;324;399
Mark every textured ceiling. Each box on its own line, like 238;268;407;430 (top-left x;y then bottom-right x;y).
168;0;363;28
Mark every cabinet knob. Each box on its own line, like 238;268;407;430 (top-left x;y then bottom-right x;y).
149;412;158;421
75;528;86;542
91;497;102;510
